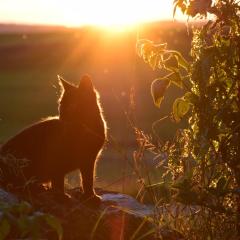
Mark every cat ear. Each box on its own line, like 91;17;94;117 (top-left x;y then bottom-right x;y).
58;75;75;91
78;74;94;91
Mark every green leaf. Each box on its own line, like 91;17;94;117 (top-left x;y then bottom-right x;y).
0;219;10;240
17;201;32;215
136;39;151;57
17;216;30;237
166;71;183;88
44;215;63;240
168;50;189;70
136;39;167;70
173;1;178;18
149;54;158;70
216;177;227;195
155;42;167;54
164;55;179;71
173;97;191;122
173;0;187;15
183;92;194;102
151;78;170;108
136;39;153;59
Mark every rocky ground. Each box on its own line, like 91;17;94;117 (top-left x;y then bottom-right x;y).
0;187;184;240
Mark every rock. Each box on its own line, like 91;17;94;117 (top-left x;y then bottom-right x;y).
0;187;184;240
63;188;156;240
100;192;154;217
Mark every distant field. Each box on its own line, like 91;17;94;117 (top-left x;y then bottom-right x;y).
0;22;191;194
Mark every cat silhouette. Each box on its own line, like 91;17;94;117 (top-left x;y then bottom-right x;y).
0;75;106;203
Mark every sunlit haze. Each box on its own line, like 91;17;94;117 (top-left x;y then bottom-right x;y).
0;0;178;28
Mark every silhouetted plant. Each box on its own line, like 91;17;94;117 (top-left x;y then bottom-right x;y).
137;0;240;239
0;200;63;240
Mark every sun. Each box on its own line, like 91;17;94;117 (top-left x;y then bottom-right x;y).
0;0;176;29
62;0;173;29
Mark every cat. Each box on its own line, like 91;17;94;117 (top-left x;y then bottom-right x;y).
0;75;106;203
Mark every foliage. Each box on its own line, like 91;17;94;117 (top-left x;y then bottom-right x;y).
0;200;63;240
137;0;240;239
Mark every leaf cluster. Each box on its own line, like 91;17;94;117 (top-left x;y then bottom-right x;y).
137;0;240;238
0;201;63;240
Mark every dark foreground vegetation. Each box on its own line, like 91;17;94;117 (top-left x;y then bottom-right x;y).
0;187;162;240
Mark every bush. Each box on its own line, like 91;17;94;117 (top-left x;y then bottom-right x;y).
0;200;63;240
136;0;240;239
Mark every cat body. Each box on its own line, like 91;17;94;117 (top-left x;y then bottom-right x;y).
0;75;106;201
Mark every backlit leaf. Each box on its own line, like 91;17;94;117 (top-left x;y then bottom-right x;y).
136;39;153;58
149;54;158;70
136;39;167;70
0;219;10;240
155;42;167;53
44;215;63;240
216;177;227;194
166;71;183;88
169;50;189;70
151;78;170;108
173;97;191;122
183;92;194;102
164;55;179;71
17;201;32;215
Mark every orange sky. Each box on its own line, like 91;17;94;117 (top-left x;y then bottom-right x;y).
0;0;180;28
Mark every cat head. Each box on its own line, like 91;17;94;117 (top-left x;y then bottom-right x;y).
58;75;99;122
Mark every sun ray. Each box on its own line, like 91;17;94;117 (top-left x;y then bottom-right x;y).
0;0;176;29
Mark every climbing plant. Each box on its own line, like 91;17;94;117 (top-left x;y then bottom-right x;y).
137;0;240;238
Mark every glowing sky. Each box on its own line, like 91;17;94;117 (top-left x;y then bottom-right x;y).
0;0;176;27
